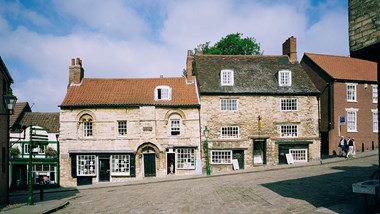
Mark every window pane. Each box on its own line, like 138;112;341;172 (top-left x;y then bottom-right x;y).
221;126;239;138
77;155;96;176
220;99;238;111
373;86;378;103
279;71;291;86
221;70;234;86
211;150;232;164
176;148;195;169
373;112;378;132
171;119;180;135
111;155;130;175
347;111;357;131
83;121;93;137
118;121;127;136
281;98;298;111
280;125;298;137
347;85;356;101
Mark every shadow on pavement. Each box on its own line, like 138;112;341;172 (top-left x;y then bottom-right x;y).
0;187;79;212
262;164;380;214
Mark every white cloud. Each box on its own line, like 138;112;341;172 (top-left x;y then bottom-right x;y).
0;0;349;112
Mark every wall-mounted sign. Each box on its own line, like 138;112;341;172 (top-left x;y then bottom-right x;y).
143;127;153;131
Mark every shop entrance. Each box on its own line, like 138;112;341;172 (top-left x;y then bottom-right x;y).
253;139;266;165
99;157;110;182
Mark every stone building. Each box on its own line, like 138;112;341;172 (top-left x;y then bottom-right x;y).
59;58;200;187
193;37;321;173
301;53;377;155
349;0;380;62
0;57;15;205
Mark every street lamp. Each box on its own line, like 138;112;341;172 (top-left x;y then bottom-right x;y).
1;87;17;205
1;88;17;115
203;126;211;176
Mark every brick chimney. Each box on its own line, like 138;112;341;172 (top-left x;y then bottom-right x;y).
68;58;84;87
282;36;297;63
186;50;193;83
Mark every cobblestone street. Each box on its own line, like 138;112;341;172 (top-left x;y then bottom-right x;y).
53;155;379;214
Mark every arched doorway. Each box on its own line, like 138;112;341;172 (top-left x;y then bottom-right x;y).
137;143;160;177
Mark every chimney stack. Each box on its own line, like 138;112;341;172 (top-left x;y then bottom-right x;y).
68;58;84;87
186;50;193;83
282;36;297;63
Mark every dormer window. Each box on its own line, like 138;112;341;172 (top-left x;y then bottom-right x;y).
278;70;292;86
221;69;234;86
155;86;172;101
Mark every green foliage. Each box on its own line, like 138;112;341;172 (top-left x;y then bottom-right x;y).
198;33;262;55
46;147;57;157
10;147;20;156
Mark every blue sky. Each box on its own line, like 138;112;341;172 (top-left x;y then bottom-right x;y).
0;0;349;112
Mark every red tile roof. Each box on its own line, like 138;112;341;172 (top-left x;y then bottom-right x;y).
60;77;199;108
304;53;377;81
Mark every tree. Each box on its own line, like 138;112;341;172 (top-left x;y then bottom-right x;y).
198;33;262;55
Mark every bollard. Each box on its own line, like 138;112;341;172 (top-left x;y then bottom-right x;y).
362;143;364;152
40;182;43;201
372;141;374;150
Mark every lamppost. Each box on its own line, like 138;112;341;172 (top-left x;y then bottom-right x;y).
1;88;17;204
203;126;211;176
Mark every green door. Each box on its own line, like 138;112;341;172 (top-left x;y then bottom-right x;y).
144;154;156;177
233;150;244;169
99;158;110;182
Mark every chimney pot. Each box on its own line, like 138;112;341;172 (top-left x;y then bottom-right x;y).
68;57;84;88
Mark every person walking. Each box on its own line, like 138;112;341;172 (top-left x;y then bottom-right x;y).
338;136;347;157
347;137;354;158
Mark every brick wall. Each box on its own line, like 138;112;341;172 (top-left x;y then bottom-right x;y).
330;82;378;154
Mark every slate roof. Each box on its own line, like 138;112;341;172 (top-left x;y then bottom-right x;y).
19;112;60;133
10;102;31;130
60;77;199;108
303;53;377;82
194;54;319;95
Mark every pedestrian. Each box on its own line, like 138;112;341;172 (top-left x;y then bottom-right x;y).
338;136;347;157
350;138;356;157
346;137;354;158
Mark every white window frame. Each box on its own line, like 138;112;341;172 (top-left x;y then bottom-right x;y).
211;150;232;164
278;70;292;86
111;154;130;176
346;108;358;132
346;83;357;102
77;155;96;176
280;125;298;137
372;109;378;133
154;86;172;101
280;98;298;111
24;144;45;154
170;119;181;136
289;149;308;163
220;99;238;111
372;85;378;103
221;126;239;139
117;121;127;136
176;148;195;169
220;69;234;86
83;120;93;137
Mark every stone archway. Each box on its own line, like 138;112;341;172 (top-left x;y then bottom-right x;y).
136;142;161;177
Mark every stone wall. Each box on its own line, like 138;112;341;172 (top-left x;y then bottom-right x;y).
200;95;320;172
60;106;200;187
349;0;380;52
